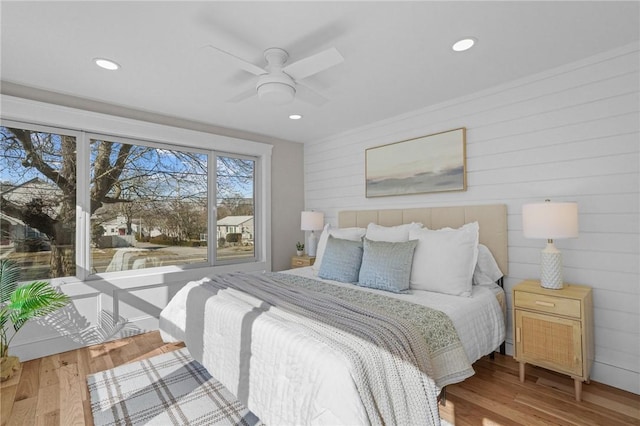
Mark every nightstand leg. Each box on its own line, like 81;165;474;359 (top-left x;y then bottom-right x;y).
519;362;526;382
574;379;582;402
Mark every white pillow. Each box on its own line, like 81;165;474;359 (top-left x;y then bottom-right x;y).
409;222;479;297
312;224;366;272
365;222;423;242
473;244;503;286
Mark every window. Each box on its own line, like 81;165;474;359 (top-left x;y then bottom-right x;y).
89;137;208;273
0;125;78;280
216;154;256;262
1;116;265;281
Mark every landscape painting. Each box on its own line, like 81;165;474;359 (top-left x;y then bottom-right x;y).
365;128;466;197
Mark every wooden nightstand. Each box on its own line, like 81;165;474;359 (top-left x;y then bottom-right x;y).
291;255;315;269
513;280;594;401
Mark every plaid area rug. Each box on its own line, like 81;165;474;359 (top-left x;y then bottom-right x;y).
87;348;262;426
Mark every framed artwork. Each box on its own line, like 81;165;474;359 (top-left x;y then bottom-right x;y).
365;127;466;197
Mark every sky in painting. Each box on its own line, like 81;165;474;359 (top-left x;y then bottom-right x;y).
366;129;464;181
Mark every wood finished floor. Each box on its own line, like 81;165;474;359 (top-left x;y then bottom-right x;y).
1;331;638;426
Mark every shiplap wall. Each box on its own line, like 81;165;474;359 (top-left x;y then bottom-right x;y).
304;42;639;394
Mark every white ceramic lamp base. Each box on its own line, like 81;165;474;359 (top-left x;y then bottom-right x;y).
540;242;563;289
307;231;318;257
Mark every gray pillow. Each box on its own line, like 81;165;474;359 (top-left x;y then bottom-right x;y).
318;235;363;283
358;238;417;293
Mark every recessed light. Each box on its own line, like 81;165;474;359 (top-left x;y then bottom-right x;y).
94;58;120;70
289;114;303;120
452;38;476;52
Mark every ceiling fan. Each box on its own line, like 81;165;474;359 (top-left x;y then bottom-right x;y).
207;45;344;106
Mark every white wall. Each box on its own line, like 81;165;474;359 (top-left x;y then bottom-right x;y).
270;139;305;271
304;42;639;394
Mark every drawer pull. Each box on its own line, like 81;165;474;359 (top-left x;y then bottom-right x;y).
535;300;555;307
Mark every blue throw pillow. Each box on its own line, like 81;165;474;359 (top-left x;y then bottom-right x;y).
358;238;418;293
318;235;363;283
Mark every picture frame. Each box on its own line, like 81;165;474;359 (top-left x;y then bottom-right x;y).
365;127;466;198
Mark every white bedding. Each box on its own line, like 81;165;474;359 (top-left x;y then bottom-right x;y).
283;266;506;364
159;268;504;425
160;272;444;426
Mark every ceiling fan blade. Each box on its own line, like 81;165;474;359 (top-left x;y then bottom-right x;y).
227;87;256;103
283;47;344;80
296;83;329;106
205;45;266;76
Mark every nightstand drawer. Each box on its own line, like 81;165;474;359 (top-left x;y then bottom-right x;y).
291;256;315;268
514;291;582;318
292;258;309;267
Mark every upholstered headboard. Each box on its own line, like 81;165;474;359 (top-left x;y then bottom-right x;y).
338;204;508;276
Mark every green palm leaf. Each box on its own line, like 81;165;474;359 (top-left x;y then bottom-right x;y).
0;260;70;357
8;281;70;332
0;259;20;303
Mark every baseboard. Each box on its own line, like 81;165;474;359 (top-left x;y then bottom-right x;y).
591;361;639;395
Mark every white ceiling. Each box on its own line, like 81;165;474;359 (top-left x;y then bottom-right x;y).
1;1;638;143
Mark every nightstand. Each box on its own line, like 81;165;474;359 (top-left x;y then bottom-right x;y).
291;255;315;269
513;280;594;401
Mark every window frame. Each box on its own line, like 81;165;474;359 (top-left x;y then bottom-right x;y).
0;119;83;286
1;95;272;284
85;132;214;279
212;151;260;266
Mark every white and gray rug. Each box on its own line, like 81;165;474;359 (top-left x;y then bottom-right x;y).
87;348;262;426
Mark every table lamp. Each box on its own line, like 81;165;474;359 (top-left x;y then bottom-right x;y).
301;211;324;257
522;200;578;289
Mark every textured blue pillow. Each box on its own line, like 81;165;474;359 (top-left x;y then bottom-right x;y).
358;238;418;293
318;235;364;283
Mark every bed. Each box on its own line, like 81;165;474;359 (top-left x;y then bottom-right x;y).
159;204;508;426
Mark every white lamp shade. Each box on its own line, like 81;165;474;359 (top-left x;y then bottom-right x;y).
522;202;578;240
301;211;324;231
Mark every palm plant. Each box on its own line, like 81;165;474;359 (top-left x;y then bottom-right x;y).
0;259;70;358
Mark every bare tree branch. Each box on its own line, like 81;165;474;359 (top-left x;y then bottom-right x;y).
7;128;72;193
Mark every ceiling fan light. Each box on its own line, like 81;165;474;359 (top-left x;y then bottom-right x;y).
257;82;295;105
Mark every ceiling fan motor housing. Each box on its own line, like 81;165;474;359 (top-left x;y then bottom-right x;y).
256;73;296;105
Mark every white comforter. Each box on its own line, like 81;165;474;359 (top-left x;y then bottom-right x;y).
160;272;443;426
